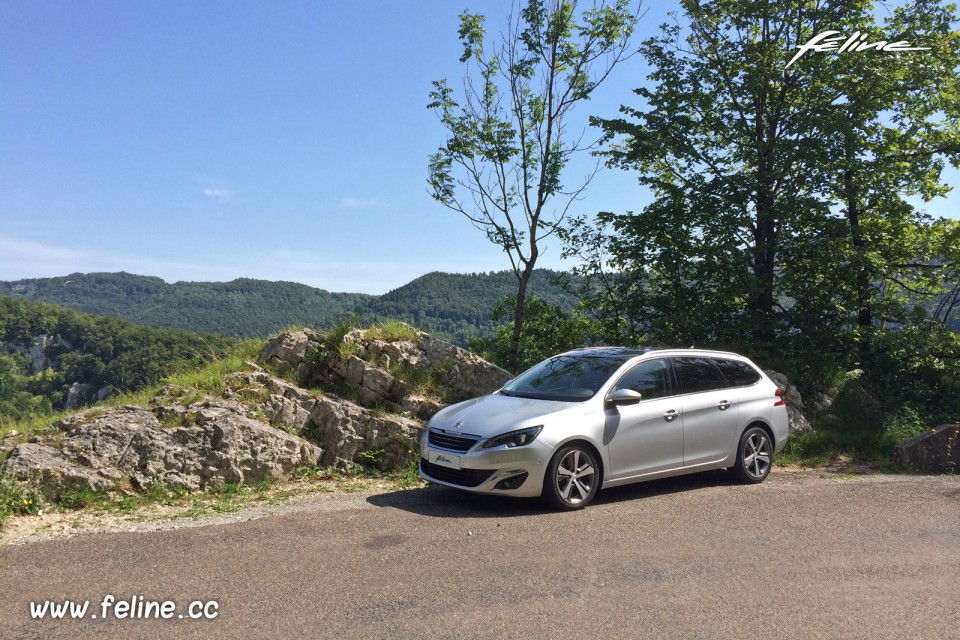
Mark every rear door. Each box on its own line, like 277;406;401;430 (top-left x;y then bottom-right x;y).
670;357;741;467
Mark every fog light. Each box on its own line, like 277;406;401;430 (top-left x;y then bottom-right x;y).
494;472;529;490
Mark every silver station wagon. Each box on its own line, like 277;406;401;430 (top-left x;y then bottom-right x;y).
420;347;790;509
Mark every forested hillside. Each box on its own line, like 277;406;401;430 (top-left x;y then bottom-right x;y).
364;270;579;345
0;270;580;344
0;273;371;338
0;296;237;422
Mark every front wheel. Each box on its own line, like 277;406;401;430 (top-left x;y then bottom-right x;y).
542;444;600;510
732;426;773;484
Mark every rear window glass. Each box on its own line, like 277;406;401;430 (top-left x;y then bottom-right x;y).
672;357;724;394
713;359;762;387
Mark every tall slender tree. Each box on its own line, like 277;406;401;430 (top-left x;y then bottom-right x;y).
428;0;642;370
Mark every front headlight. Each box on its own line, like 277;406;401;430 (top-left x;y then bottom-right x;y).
481;426;543;449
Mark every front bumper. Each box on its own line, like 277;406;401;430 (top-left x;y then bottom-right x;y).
418;434;554;498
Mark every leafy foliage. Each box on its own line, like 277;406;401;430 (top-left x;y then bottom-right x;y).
0;296;237;424
470;294;593;372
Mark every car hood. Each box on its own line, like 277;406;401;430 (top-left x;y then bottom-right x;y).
428;392;586;438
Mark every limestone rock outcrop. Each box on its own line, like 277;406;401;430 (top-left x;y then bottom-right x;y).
1;324;508;499
3;402;323;495
260;325;511;416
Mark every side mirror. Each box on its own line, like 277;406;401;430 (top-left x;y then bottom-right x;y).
607;388;642;408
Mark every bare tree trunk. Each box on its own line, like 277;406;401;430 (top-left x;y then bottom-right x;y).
751;144;778;345
844;130;872;344
509;263;535;372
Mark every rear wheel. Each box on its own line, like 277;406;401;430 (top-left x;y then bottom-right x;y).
542;444;600;510
732;426;773;483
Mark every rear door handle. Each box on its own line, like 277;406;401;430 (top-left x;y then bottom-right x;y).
717;400;731;411
663;409;679;422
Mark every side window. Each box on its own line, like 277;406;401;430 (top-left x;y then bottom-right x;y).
613;359;669;400
713;358;761;387
672;357;724;394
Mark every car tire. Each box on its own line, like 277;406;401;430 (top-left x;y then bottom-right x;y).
543;444;600;510
732;426;773;484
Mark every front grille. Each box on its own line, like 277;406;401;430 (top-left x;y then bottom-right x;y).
421;458;495;488
427;429;480;452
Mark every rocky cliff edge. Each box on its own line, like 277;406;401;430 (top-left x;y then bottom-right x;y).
0;325;511;498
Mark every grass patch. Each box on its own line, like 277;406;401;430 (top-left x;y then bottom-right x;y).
776;423;894;468
0;477;43;528
388;361;450;402
324;315;358;347
56;487;110;510
2;458;428;532
392;457;425;489
776;373;932;469
367;320;420;343
337;341;361;360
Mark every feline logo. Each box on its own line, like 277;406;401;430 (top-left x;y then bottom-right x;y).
787;30;930;68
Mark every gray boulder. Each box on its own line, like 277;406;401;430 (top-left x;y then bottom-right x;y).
2;442;115;498
329;354;410;409
893;425;960;473
258;327;324;380
308;394;422;471
258;326;510;420
351;330;512;403
65;382;91;410
29;335;54;374
763;369;812;435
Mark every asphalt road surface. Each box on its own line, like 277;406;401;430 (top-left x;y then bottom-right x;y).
2;469;958;640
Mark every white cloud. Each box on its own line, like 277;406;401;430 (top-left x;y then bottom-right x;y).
202;187;235;203
339;197;385;209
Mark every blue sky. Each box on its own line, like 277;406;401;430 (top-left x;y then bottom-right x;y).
1;1;957;294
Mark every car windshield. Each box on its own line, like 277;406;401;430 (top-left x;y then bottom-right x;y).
500;352;633;402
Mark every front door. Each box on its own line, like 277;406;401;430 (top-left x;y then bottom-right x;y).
605;358;684;478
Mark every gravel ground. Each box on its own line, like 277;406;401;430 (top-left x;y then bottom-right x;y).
2;467;958;639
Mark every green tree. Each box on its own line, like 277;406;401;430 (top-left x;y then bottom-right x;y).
587;0;959;354
470;295;592;372
428;0;641;370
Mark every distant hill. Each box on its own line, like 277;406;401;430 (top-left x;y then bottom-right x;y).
364;270;580;345
0;270;581;345
0;273;370;338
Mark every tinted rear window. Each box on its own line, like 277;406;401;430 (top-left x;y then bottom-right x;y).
713;358;762;387
672;357;724;394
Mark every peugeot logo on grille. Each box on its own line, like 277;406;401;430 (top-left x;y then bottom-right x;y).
450;420;464;431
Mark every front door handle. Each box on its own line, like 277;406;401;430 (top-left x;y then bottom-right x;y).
663;409;679;422
717;400;731;411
